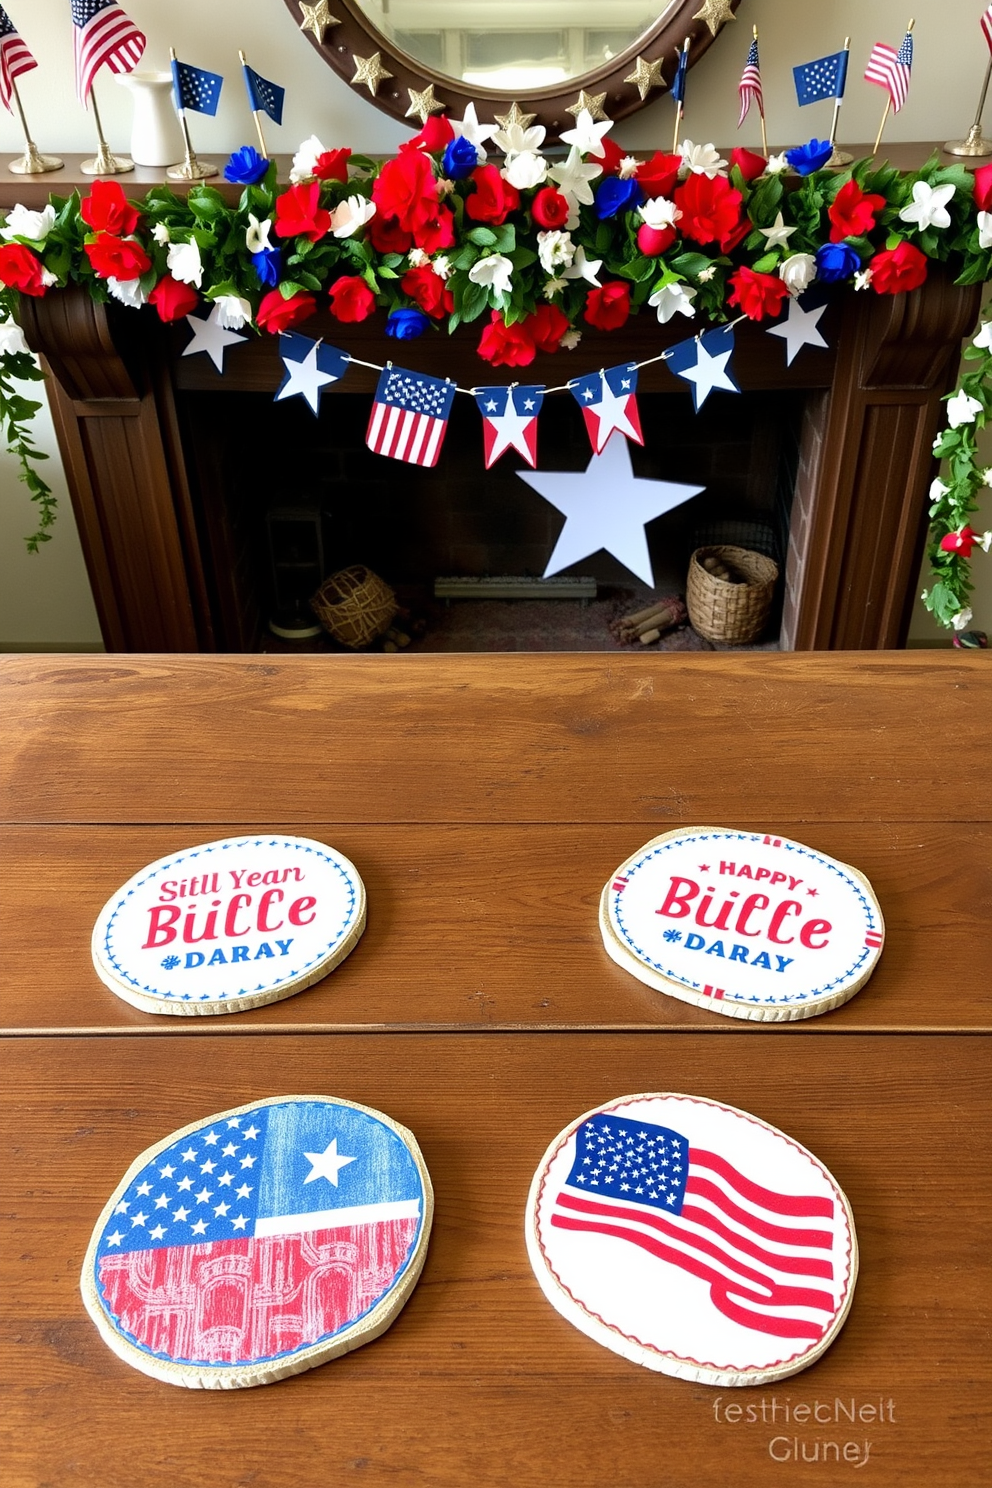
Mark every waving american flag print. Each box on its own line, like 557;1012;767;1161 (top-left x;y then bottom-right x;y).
72;0;145;103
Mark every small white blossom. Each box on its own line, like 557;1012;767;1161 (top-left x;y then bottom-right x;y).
854;268;873;291
502;150;547;190
0;203;56;242
151;222;171;246
213;294;252;330
951;607;973;630
432;254;452;280
0;319;29;354
898;180;956;232
451;102;496;163
290;134;327;184
697;265;717;283
649;281;697;324
542;277;567;299
560;108;614;158
560;329;582;350
766;152;789;175
245;214;273;254
982;466;992;487
167;239;203;288
549;146;602;207
619;155;639;180
946;390;984;428
979;530;992;552
40;269;58;288
974;320;992;350
106;276;147;309
491;121;547;159
929;477;949;503
468;253;513;298
978;211;992;251
537;229;575;274
679;140;727;178
779;253;817;297
329;194;377;238
407;248;429;268
562;244;603;286
639;197;681;230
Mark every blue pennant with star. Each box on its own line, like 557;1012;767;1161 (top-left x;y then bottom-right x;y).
666;327;741;411
275;333;350;415
475;385;545;469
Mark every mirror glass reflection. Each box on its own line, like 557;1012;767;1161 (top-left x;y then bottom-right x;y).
355;2;674;92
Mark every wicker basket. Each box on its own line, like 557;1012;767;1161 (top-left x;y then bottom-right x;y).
686;545;779;645
311;566;398;649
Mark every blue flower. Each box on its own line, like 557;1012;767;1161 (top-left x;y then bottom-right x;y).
385;307;430;340
224;145;270;186
815;241;860;283
595;176;645;219
785;138;834;177
442;135;479;181
251;246;282;287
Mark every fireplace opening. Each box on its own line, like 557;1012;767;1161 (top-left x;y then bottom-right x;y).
177;385;805;653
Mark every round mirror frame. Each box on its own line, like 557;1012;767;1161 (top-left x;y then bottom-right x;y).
285;0;744;139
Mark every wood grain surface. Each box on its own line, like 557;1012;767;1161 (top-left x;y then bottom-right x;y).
1;1033;988;1488
2;821;988;1033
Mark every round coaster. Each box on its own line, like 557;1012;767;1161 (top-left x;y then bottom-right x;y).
526;1093;857;1386
91;835;366;1015
600;827;884;1022
81;1095;433;1388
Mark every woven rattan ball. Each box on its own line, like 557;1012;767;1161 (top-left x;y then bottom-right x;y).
686;545;779;645
311;566;398;649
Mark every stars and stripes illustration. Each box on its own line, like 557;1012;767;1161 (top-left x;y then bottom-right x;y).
475;384;544;468
171;58;223;117
738;37;763;126
571;364;643;455
71;0;145;104
366;365;456;466
0;7;36;113
792;48;849;107
864;30;914;113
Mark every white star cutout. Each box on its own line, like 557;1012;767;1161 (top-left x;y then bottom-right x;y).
191;1219;208;1236
135;1181;152;1196
182;305;247;374
231;1213;249;1230
767;296;828;365
581;373;642;452
672;335;739;407
173;1205;191;1222
149;1224;167;1240
203;1131;220;1146
275;337;345;414
483;396;537;467
106;1230;124;1246
243;1126;260;1140
303;1137;357;1187
757;212;797;248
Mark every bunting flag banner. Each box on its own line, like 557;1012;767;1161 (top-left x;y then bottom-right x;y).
71;0;145;104
475;384;544;468
366;364;456;467
864;31;913;113
792;49;849;107
243;63;285;124
767;293;829;366
182;303;248;374
738;37;763;126
984;5;992;55
571;364;644;454
276;332;350;415
171;58;223;117
526;1092;858;1385
666;326;741;410
0;7;36;112
81;1096;433;1386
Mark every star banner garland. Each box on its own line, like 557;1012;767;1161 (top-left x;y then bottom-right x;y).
475;385;544;469
570;364;644;454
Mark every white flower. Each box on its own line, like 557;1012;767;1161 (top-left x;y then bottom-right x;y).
779;253;817;297
679;140;727;178
548;146;602;207
290;134;327;184
974;320;992;350
167;239;203;288
451;102;495;163
0;319;29;354
537;229;575;274
407;248;429;268
978;212;992;251
0;203;56;242
561;329;582;350
854;268;873;291
245;214;273;254
765;152;789;175
697;265;717;283
468;253;513;299
952;607;974;630
982;466;992;487
562;245;603;286
640;196;681;230
946;390;984;428
492;121;546;159
649;281;697;324
432;254;452;281
106;276;147;309
542;277;567;299
330;194;376;238
151;222;171;246
502;150;547;190
619;156;639;180
213;294;252;330
979;530;992;552
560;108;614;158
40;269;57;287
898;180;956;232
929;477;949;503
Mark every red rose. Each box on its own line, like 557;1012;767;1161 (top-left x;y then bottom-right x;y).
274;182;331;241
256;288;316;334
313;147;351;183
400;115;455;155
328;273;376;322
828;179;886;242
727;265;790;320
729;147;767;183
466;164;520;225
531;187;570;230
412;204;455;254
869;240;928;295
477;311;536;366
596;137;627;177
526;302;570;353
636;151;682;200
974;162;992;212
637;222;676;256
0;242;48;296
373;151;438;234
401;263;454;319
84;233;151;282
583;281;631;331
148;274;199;322
80;179;141;237
674;172;743;246
368;213;413;255
718;218;751;255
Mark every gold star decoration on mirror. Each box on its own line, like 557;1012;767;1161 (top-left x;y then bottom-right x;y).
493;102;537;131
405;83;444;124
298;1;340;41
566;90;608;122
351;52;394;96
692;0;737;37
623;55;666;101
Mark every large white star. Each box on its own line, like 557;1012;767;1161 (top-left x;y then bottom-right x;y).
276;338;344;414
767;296;828;366
485;401;536;466
518;432;704;586
182;303;247;374
674;336;739;408
303;1137;357;1187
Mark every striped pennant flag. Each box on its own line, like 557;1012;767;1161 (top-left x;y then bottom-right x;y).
366;364;456;467
0;7;36;112
71;0;145;104
863;30;913;113
983;4;992;53
738;36;763;126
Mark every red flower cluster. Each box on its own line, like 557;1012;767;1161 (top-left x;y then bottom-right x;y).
727;266;790;321
674;173;743;250
0;242;48;296
828;180;887;242
274;182;330;241
148;275;198;321
81;180;141;237
466;165;519;225
328;274;376;322
371;150;456;254
313;147;351;183
477;304;569;365
400;264;454;320
870;240;928;295
84;235;151;282
256;288;316;334
584;281;630;331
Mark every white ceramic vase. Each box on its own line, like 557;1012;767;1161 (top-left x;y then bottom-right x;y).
116;71;183;168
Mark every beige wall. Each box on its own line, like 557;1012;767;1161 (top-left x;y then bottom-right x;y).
0;0;988;646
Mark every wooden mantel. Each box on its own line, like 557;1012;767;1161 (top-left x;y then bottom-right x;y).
3;150;983;653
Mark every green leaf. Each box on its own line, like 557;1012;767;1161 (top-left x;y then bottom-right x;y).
467;226;498;247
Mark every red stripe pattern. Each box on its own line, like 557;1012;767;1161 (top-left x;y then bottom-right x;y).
863;33;913;113
72;0;145;104
0;10;36;112
983;6;992;55
366;365;455;468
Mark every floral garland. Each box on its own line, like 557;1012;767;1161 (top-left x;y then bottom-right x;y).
0;108;990;626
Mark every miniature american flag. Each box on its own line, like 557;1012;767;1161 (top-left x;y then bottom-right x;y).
550;1113;841;1341
738;37;763;127
367;365;455;467
983;5;992;53
863;31;914;113
72;0;145;104
0;7;36;113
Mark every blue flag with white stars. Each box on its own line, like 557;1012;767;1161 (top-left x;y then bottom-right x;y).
793;49;849;106
243;63;284;124
171;58;223;116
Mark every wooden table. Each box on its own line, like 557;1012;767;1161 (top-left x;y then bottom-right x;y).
1;653;989;1487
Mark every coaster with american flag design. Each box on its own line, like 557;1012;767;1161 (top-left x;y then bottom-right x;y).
81;1096;433;1388
600;827;884;1022
526;1093;857;1386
